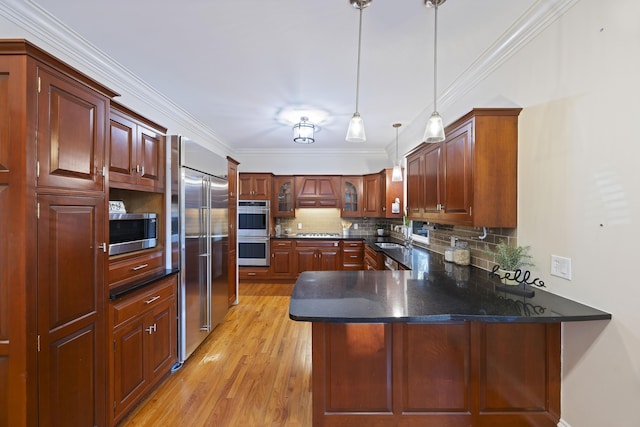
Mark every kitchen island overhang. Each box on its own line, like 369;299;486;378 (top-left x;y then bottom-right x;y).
289;269;610;427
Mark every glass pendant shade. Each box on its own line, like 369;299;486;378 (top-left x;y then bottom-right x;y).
424;111;445;143
346;113;366;142
293;117;315;144
392;163;403;182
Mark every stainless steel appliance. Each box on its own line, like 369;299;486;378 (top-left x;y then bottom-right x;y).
169;135;230;363
238;200;269;236
237;236;270;266
237;200;270;266
108;213;158;255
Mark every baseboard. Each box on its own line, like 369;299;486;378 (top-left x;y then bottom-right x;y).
558;419;572;427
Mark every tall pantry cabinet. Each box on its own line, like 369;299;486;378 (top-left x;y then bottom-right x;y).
0;40;118;427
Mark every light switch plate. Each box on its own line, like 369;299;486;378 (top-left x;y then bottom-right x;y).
550;255;572;280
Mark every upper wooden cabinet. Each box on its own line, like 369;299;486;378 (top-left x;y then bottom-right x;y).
295;176;340;208
362;169;404;219
273;176;295;217
382;168;403;219
341;176;363;217
238;172;271;200
109;102;167;193
37;66;108;192
363;173;384;217
406;108;521;227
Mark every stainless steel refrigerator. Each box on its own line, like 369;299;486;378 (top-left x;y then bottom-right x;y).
170;136;229;363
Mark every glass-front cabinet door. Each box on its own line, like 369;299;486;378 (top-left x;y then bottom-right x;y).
341;176;362;218
273;176;295;217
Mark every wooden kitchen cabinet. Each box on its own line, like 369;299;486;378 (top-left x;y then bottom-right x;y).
295;240;342;275
342;240;364;270
272;176;295;217
228;158;239;305
108;249;165;290
341;176;363;217
312;321;560;426
109;101;166;193
406;108;522;227
270;239;296;279
0;40;119;427
364;244;384;270
37;66;108;192
362;169;403;219
362;172;384;216
382;168;404;219
238;172;272;200
109;274;177;426
295;175;340;208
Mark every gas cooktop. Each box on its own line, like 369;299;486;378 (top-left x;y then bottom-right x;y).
295;233;342;238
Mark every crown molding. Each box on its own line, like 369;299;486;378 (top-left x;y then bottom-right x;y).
0;0;231;155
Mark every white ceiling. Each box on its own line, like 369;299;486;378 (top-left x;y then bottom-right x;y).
9;0;549;154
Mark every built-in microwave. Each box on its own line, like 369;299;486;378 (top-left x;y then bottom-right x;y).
238;200;270;237
108;213;158;256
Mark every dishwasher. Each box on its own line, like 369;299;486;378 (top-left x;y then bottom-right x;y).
384;255;398;270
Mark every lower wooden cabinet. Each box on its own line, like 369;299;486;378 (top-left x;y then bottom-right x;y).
342;240;364;270
364;244;384;270
312;322;560;426
270;239;296;279
295;240;341;275
109;274;177;426
108;248;165;290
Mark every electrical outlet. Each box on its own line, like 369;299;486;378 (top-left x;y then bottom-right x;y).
297;223;302;230
550;255;572;280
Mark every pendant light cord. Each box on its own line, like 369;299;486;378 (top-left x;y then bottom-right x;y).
433;2;438;113
354;4;363;114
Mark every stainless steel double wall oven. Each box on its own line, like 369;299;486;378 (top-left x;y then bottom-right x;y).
237;200;270;266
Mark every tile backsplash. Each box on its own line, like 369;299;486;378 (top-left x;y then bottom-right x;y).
275;209;518;271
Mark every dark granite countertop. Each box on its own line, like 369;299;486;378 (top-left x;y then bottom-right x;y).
289;250;611;323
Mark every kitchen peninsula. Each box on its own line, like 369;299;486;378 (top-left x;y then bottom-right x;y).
289;249;610;427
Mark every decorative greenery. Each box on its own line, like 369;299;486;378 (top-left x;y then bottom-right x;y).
485;241;534;271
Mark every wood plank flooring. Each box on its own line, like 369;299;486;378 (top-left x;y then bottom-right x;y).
119;282;312;427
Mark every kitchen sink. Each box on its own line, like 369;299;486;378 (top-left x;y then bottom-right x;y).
375;242;405;250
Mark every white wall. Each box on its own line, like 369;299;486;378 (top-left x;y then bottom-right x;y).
444;0;639;425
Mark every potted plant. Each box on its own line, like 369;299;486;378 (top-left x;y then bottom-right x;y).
375;224;385;236
485;241;534;285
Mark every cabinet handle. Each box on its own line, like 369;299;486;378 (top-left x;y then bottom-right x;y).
382;207;386;211
145;295;161;304
248;272;256;276
131;264;149;271
136;164;141;174
141;166;145;176
350;255;358;259
98;242;107;253
146;323;157;334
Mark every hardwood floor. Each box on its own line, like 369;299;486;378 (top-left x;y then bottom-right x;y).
119;282;312;427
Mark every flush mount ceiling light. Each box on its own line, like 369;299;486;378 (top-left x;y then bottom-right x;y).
392;123;403;182
346;0;372;142
293;117;317;144
423;0;446;143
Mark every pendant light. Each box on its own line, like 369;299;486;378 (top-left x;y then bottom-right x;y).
391;123;403;182
346;0;372;142
423;0;446;143
293;117;316;144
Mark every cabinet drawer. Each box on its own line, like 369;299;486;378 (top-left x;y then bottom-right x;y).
109;249;164;287
342;240;363;249
239;267;270;280
111;275;176;327
271;239;293;248
295;240;340;248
